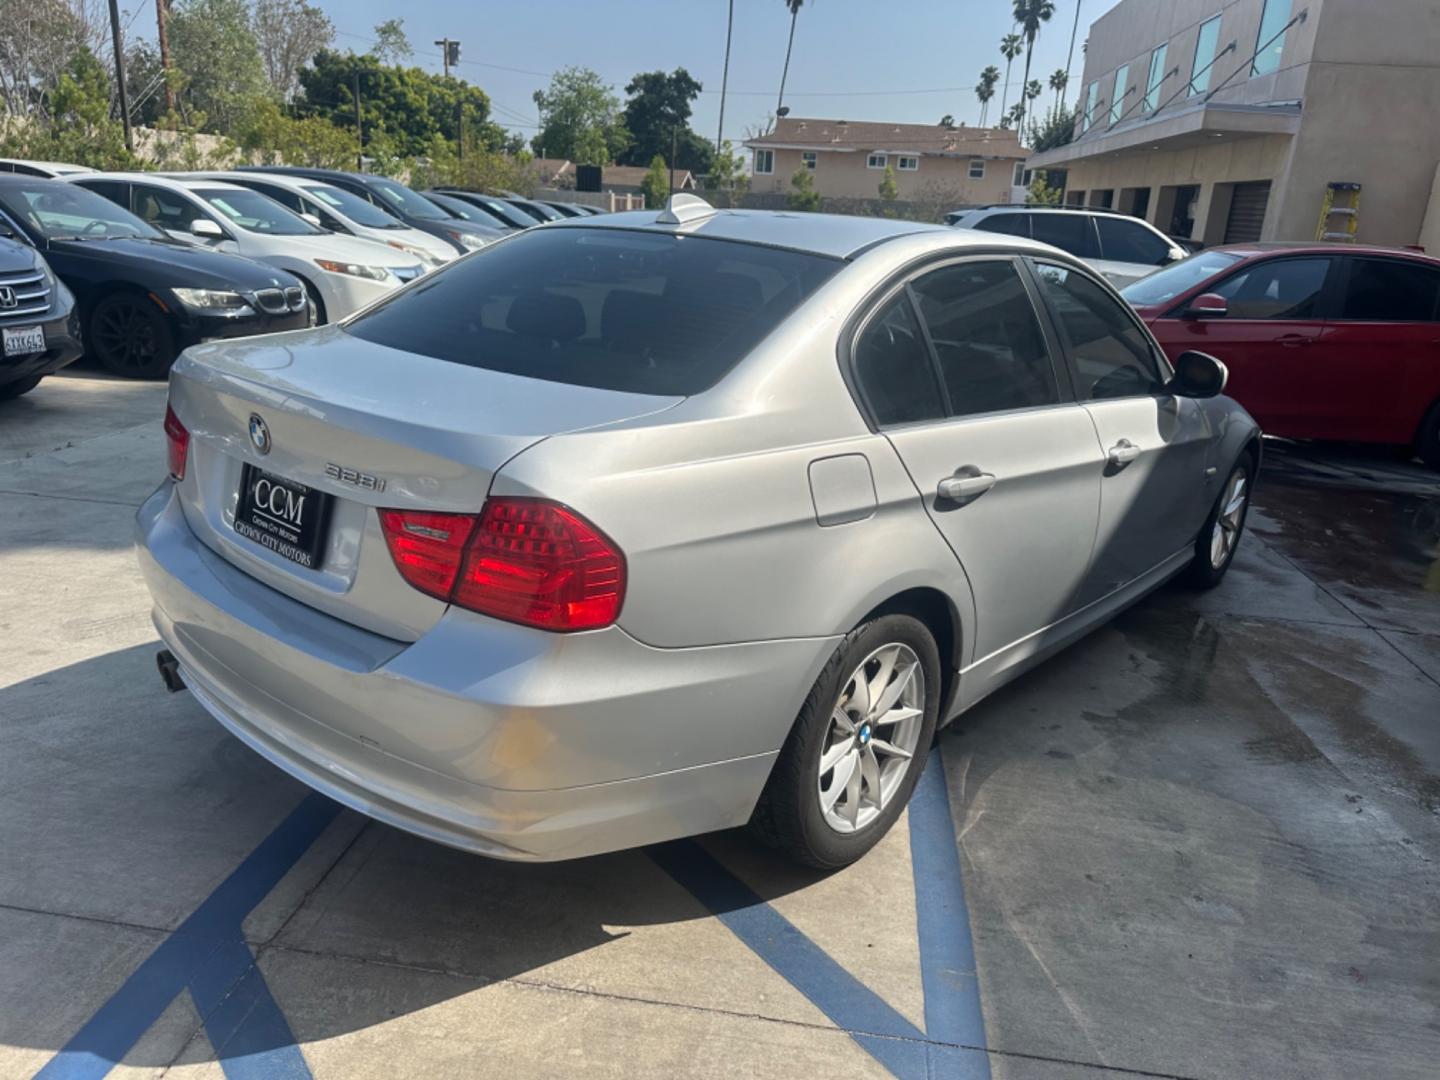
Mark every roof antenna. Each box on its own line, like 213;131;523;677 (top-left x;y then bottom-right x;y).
657;193;718;225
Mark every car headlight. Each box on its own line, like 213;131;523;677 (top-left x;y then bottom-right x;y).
387;240;444;268
314;259;393;282
172;288;255;316
448;229;488;251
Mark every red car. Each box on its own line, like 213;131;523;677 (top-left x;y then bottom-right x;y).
1121;243;1440;469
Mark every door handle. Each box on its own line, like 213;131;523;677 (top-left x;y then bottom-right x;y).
1275;334;1312;348
937;468;996;504
1107;438;1142;468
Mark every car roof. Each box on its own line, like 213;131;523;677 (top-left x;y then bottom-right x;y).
75;172;250;194
183;171;340;192
235;166;380;186
0;159;96;175
548;206;949;259
1207;240;1440;264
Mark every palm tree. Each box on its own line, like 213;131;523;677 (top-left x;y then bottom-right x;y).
1048;68;1068;114
717;0;734;147
976;65;1000;126
939;113;955;127
1012;0;1056;128
776;0;807;117
1062;0;1084;111
999;31;1023;119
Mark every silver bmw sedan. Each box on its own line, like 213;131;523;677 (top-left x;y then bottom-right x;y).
137;195;1259;868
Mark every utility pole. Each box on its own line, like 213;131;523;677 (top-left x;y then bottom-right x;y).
669;126;677;194
108;0;133;152
434;38;461;79
353;70;363;171
716;0;733;149
155;0;174;113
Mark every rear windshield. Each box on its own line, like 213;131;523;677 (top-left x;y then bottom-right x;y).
344;226;841;395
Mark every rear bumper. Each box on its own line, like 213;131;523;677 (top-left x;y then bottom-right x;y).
136;483;835;860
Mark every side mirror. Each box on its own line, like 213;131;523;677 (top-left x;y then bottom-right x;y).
1186;292;1228;319
1166;248;1187;264
190;218;224;239
299;211;323;229
1168;350;1228;398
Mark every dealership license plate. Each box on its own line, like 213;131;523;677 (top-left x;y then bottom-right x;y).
2;325;45;357
233;464;332;569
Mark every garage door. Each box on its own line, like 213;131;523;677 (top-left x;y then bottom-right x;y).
1224;181;1272;243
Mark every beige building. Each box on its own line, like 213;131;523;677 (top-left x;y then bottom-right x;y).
1027;0;1440;248
744;118;1027;203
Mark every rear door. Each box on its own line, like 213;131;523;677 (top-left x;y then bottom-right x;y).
1151;255;1338;436
1030;259;1213;603
850;256;1103;664
1308;256;1440;443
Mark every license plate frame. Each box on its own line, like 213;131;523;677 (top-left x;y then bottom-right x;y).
2;325;45;358
233;463;332;569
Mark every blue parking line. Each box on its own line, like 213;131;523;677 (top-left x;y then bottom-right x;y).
909;748;991;1076
35;793;339;1080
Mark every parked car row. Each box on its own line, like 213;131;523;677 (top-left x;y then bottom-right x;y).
0;159;608;396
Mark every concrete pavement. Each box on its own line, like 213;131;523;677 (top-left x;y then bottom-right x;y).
1;371;1437;1079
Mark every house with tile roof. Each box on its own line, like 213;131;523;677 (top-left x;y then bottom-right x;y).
744;117;1028;203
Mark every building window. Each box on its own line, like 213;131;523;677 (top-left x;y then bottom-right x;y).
801;151;816;171
898;156;919;171
867;153;887;169
968;159;985;179
1083;82;1100;132
1143;43;1168;112
1189;15;1223;95
1067;190;1087;206
1013;162;1026;185
1110;64;1130;124
754;149;774;175
1252;0;1292;77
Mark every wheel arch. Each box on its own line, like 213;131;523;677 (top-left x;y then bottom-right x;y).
286;269;327;324
858;585;964;723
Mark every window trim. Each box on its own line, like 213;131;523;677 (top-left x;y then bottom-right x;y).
1251;0;1293;78
1162;254;1340;322
753;149;775;175
1189;14;1224;96
1110;64;1131;124
897;155;919;171
1082;82;1100;133
1332;255;1440;324
1143;43;1168;112
839;252;1080;432
1025;256;1175;400
968;158;986;179
867;152;888;170
801;150;817;171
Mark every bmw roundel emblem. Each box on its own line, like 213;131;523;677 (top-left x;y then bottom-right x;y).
248;413;271;455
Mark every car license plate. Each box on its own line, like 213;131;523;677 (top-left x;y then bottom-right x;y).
233;464;331;569
2;325;45;357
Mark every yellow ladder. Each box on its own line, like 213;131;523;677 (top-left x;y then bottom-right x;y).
1316;181;1361;242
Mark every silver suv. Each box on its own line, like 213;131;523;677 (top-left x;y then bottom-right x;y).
947;205;1186;288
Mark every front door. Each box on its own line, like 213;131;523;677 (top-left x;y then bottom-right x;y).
849;258;1103;665
1030;259;1213;604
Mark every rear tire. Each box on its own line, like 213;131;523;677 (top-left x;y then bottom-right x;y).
1183;454;1254;589
1415;400;1440;471
749;614;940;869
0;375;42;400
88;293;176;379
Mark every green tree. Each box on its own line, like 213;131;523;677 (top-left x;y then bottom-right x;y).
1048;68;1068;114
0;47;138;171
237;99;355;167
253;0;333;102
1026;170;1064;206
703;138;749;207
998;32;1022;118
787;166;821;212
641;154;670;209
1011;0;1056;129
776;0;806;115
620;68;711;174
939;113;954;127
975;65;999;126
0;0;103;117
878;163;898;201
1028;103;1076;152
168;0;268;136
531;66;628;164
370;18;412;64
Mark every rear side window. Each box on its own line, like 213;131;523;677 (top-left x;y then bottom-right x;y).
853;296;946;427
910;261;1059;416
1029;214;1095;257
129;184;208;232
1096;217;1172;266
973;214;1031;238
1210;258;1330;319
1034;262;1165;400
1340;258;1440;321
345;227;841;396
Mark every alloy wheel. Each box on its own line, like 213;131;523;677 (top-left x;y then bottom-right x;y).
93;298;161;372
1210;468;1248;569
817;642;925;833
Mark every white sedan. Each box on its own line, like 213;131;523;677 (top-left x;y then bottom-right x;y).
69;173;425;323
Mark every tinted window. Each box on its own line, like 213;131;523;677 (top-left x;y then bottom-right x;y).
0;181;161;240
1035;262;1165;400
198;187;321;235
242;181;305;214
853;296;946;427
346;227;841;396
303;184;402;228
130;184;209;233
367;178;448;220
1096;217;1171;266
910;261;1058;416
973;214;1030;238
1210;258;1330;319
1119;250;1242;307
78;179;126;204
1029;214;1093;257
1340;258;1440;322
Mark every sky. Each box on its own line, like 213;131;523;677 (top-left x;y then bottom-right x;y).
127;0;1124;147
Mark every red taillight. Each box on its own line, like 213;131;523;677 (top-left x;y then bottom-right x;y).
379;498;625;632
163;404;189;481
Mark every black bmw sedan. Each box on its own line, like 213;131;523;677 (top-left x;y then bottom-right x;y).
0;236;82;400
0;178;309;378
